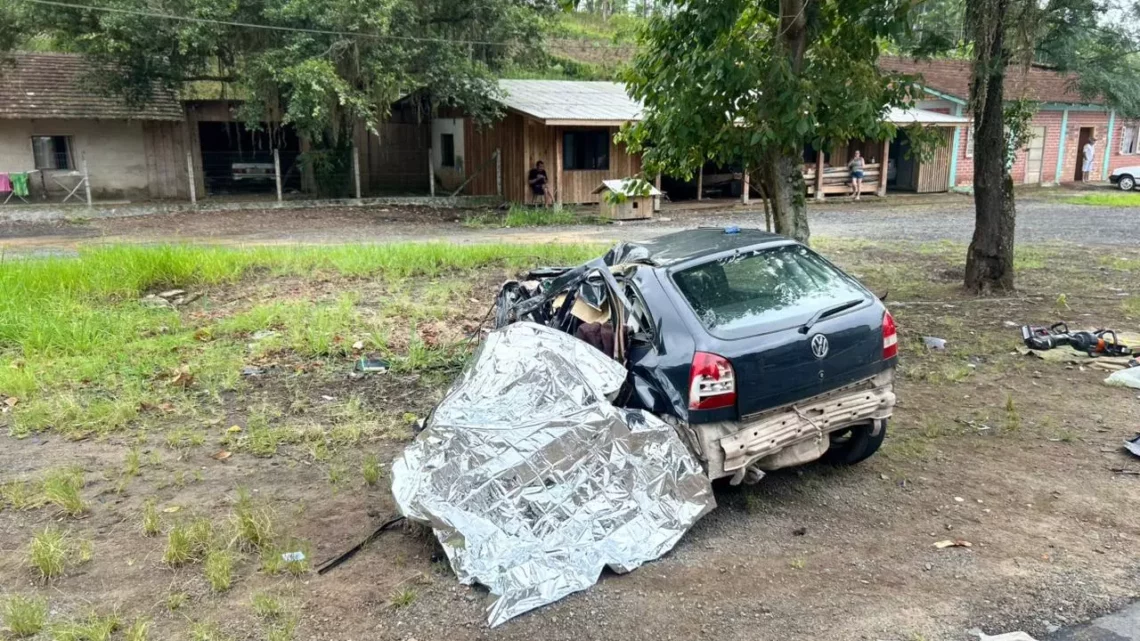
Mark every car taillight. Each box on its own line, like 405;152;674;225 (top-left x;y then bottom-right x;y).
689;352;736;410
882;310;898;359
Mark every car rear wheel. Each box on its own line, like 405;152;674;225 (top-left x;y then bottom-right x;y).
1119;175;1136;191
825;420;887;465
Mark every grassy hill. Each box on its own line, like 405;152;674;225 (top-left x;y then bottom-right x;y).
503;11;641;81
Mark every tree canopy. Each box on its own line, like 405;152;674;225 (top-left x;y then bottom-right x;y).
620;0;936;242
1;0;555;138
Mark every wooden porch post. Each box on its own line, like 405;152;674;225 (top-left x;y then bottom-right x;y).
877;138;890;197
814;149;825;201
554;127;563;209
696;164;703;201
522;119;530;204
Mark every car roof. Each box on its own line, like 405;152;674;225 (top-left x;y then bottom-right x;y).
628;228;790;267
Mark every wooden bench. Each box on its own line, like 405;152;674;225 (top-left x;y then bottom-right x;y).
804;163;881;197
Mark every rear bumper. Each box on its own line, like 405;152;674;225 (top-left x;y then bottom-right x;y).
675;369;896;482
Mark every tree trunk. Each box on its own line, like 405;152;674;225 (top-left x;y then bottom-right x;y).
760;151;810;244
964;0;1016;293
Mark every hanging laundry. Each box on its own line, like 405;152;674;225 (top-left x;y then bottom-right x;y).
11;172;29;197
0;173;10;193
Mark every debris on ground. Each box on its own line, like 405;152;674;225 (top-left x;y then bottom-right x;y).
923;337;947;350
141;289;201;309
933;539;972;549
1105;367;1140;389
241;366;265;377
1123;434;1140;459
1019;323;1138;370
353;358;389;373
972;632;1039;641
281;551;306;563
391;322;715;627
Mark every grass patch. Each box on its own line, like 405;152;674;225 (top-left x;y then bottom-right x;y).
163;518;214;567
362;454;382;486
465;206;592;228
29;527;69;580
1063;192;1140;207
141;499;161;537
204;548;235;593
189;620;230;641
232;488;274;551
251;593;284;619
41;467;86;516
1;594;48;638
390;586;417;609
166;592;188;612
1;480;42;511
260;541;310;577
124;617;151;641
50;612;120;641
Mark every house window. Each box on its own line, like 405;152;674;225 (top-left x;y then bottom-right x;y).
965;126;974;159
440;133;456;168
1121;124;1138;156
563;130;610;171
32;135;73;170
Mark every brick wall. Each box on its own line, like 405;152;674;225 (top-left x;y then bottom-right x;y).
951;109;1117;187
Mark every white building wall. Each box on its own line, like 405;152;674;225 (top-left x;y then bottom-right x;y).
0;118;150;198
430;117;465;173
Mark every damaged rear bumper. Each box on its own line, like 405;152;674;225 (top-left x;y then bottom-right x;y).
677;370;896;483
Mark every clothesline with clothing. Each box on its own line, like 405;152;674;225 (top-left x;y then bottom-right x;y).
0;170;40;204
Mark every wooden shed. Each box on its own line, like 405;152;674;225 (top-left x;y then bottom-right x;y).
427;80;644;205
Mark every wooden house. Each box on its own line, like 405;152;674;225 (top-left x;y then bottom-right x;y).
427;80;645;205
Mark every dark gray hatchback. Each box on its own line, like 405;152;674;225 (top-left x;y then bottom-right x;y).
494;228;898;484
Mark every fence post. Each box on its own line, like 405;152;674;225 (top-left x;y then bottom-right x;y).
696;165;703;201
428;148;435;197
82;152;92;207
273;148;283;203
742;168;750;204
186;152;197;205
352;143;362;200
495;148;502;197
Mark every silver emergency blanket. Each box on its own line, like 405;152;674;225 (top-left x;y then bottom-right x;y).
392;322;715;627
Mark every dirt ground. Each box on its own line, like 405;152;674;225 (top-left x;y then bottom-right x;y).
3;239;1140;641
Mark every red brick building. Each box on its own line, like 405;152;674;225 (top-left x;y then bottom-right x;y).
880;57;1140;188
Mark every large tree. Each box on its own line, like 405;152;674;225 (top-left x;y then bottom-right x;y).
620;0;930;243
1;0;551;140
910;0;1140;292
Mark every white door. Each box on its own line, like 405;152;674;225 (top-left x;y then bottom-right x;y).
1024;126;1046;184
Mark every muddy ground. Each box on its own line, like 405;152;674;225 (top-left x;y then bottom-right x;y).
3;240;1140;641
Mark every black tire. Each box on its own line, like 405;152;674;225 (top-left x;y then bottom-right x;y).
824;420;887;465
1119;175;1136;191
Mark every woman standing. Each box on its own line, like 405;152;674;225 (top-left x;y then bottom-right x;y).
848;150;866;200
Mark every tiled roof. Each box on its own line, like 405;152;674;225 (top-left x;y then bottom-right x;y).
879;56;1100;106
497;80;641;124
0;53;184;121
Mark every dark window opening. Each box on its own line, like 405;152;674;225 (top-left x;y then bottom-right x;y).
563;130;610;170
440;133;456;168
32;135;72;170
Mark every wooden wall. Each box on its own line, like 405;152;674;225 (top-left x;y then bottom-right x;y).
464;115;643;204
142;120;191;199
915;128;954;193
358;121;430;194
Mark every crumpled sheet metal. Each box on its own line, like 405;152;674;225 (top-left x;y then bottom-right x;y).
391;322;715;627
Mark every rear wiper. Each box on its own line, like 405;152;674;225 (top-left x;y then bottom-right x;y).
799;298;864;334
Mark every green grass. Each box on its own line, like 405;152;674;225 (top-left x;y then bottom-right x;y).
50;612;120;641
141;499;161;537
1;242;600;441
41;467;86;516
389;586;417;609
251;593;284;619
124;617;151;641
362;454;382;487
1;594;48;637
1064;192;1140;207
232;488;274;551
465;206;593;228
29;526;69;580
204;548;235;592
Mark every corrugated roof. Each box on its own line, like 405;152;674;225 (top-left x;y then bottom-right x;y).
886;106;969;126
880;56;1099;106
497;80;642;124
0;53;184;121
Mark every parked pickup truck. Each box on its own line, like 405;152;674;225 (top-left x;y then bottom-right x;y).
493;228;899;484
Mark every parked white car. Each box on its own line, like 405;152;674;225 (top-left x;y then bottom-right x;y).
1109;165;1140;191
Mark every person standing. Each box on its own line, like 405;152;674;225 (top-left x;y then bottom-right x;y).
1082;136;1098;183
848;150;866;200
527;160;553;206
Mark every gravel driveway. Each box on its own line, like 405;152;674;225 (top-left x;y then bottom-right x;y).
0;193;1135;254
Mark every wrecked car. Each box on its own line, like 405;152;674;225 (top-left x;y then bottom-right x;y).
494;227;899;484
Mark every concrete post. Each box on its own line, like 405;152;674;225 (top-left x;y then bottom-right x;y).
696;164;703;201
429;148;435;197
741;168;750;204
273;148;283;203
352;144;362;200
82;152;92;207
186;152;197;204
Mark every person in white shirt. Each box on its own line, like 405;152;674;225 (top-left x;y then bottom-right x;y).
1082;137;1097;182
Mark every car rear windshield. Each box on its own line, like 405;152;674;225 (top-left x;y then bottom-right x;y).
672;245;868;337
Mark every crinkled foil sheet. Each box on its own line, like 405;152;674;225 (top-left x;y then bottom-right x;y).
392;322;715;627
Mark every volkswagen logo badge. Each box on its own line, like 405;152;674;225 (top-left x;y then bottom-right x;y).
810;334;829;359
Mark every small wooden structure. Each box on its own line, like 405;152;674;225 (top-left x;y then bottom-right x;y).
593;178;659;220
